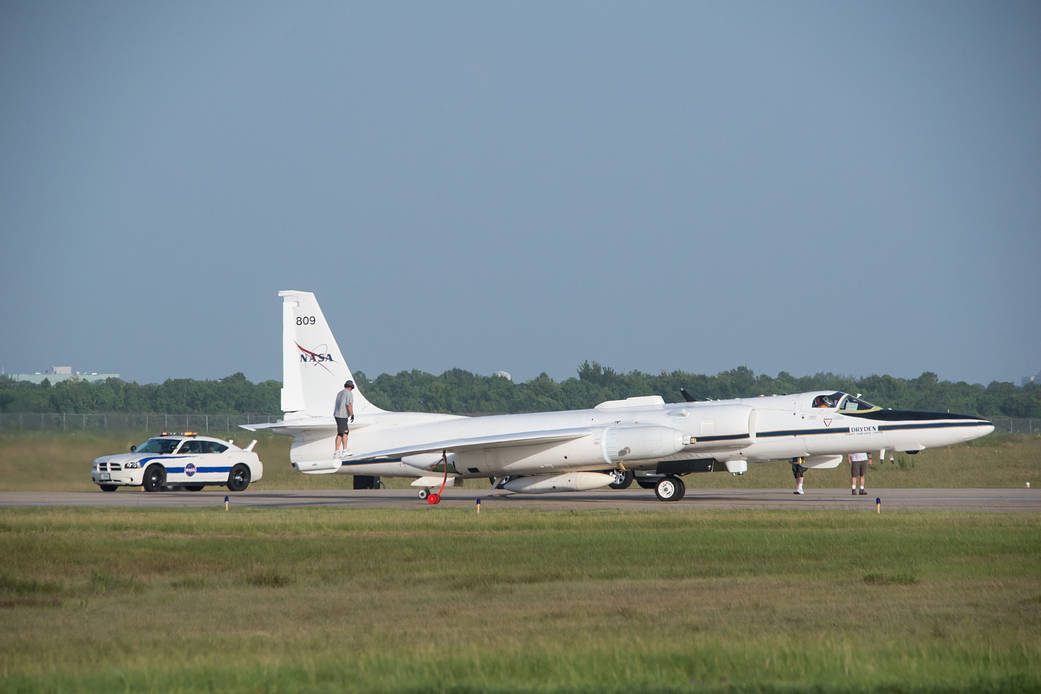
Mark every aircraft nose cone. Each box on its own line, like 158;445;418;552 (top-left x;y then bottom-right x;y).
961;416;995;440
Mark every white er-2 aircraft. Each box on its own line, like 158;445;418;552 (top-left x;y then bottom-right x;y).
245;291;995;502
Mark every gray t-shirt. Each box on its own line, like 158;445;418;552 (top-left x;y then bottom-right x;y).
334;388;353;417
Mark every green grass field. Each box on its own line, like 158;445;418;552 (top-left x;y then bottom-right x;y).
1;430;1039;492
1;508;1039;693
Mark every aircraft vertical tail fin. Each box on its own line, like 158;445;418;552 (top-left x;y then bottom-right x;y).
278;290;383;418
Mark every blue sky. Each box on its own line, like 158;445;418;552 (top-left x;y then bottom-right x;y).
1;1;1038;387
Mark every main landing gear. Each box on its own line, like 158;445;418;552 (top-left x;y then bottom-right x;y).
654;475;685;502
608;469;634;489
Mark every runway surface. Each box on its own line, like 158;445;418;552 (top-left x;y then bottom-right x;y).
1;487;1038;512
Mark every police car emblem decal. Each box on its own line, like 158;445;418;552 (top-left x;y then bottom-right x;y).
185;463;197;477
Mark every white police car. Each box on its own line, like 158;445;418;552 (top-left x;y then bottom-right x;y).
91;433;263;492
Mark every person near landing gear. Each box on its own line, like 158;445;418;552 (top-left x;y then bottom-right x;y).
849;452;870;495
791;457;807;495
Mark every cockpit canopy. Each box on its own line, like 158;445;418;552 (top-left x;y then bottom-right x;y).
811;392;880;412
811;393;840;408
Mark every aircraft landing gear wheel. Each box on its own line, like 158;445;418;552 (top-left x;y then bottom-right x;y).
655;475;685;502
418;488;430;501
636;477;659;490
609;469;634;490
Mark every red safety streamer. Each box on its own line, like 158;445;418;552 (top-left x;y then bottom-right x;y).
427;450;449;504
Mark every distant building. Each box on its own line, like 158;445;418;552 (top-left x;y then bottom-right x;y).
5;366;119;384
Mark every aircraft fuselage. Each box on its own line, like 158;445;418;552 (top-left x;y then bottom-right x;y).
330;392;993;478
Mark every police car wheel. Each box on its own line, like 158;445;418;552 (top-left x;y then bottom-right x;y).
142;465;166;493
99;484;117;492
227;464;251;492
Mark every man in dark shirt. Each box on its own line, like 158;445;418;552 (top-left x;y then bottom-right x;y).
333;381;355;456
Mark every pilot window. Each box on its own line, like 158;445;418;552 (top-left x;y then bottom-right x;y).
838;395;877;412
811;392;844;408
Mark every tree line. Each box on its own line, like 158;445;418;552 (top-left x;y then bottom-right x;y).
0;372;281;415
1;363;1038;418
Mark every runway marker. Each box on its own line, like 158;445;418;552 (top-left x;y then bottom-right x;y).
876;497;881;514
225;495;229;511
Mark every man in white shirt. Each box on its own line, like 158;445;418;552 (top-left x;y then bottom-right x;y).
849;452;870;495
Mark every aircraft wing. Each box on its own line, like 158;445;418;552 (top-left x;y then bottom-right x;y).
346;427;594;461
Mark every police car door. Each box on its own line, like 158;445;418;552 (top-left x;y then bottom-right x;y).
174;439;207;483
199;440;232;481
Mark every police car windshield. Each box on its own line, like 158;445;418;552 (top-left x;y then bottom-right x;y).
135;438;180;454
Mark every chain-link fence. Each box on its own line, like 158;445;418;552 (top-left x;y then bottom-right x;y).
989;417;1040;435
0;413;280;433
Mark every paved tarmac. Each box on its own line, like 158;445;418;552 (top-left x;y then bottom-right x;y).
0;487;1038;512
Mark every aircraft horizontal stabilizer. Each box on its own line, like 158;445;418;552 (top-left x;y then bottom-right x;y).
240;422;282;432
242;416;370;433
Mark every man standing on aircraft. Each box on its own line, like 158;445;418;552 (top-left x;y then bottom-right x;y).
334;381;355;456
791;457;807;495
849;452;870;495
